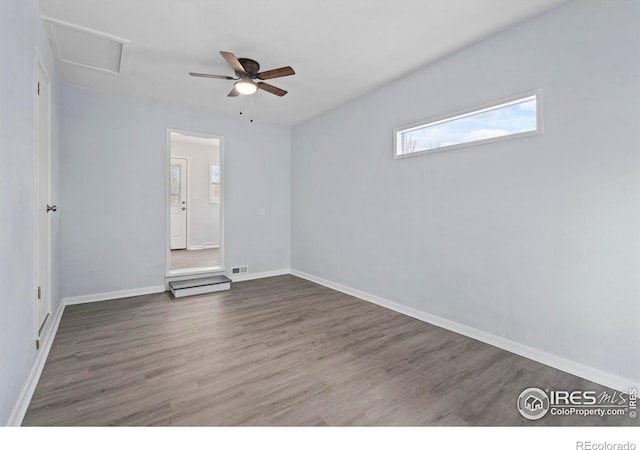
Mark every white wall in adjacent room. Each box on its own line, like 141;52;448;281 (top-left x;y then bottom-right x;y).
171;138;221;249
291;0;639;384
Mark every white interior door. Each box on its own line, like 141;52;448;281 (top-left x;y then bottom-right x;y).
170;158;187;249
36;57;52;340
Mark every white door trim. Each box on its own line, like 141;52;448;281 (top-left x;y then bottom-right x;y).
166;129;225;276
34;47;52;345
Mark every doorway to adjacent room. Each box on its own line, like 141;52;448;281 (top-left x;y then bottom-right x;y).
167;130;224;275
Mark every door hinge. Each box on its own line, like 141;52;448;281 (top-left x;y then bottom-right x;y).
36;339;40;350
37;286;41;299
37;82;40;96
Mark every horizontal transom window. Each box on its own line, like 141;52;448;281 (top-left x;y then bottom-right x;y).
394;90;542;158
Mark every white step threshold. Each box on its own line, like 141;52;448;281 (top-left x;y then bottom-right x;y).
169;275;232;298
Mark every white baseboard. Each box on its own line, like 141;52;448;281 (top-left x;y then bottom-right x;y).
6;300;65;426
229;268;290;282
64;285;166;306
291;269;638;393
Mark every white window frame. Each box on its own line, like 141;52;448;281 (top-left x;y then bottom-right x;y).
209;161;220;204
393;89;543;159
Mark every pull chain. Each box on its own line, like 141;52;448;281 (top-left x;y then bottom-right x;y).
238;92;255;123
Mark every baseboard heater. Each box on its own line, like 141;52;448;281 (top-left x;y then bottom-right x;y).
169;275;232;298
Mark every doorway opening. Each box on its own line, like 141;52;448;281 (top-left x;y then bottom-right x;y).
167;130;224;276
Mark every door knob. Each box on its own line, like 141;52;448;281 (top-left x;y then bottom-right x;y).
46;204;57;213
181;207;186;211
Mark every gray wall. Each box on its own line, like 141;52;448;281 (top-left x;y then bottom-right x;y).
61;85;291;297
171;139;221;248
0;0;62;424
292;0;639;383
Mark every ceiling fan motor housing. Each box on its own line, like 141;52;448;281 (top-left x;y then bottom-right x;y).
237;58;260;78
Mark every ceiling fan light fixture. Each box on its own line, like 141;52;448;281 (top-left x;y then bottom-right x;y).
190;51;292;97
234;79;258;95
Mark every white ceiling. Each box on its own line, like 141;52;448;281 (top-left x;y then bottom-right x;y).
39;0;568;126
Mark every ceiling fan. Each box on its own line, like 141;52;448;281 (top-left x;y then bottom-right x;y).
189;51;295;97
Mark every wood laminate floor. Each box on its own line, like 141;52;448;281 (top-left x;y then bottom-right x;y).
23;275;634;426
170;248;220;270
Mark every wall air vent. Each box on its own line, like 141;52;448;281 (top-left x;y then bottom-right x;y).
43;17;129;74
231;266;249;275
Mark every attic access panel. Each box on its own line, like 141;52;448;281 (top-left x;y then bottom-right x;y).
44;17;129;74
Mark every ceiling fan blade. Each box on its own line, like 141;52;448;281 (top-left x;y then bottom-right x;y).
257;82;287;97
220;51;246;74
189;72;235;80
257;66;295;80
227;87;240;97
